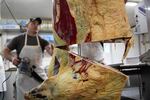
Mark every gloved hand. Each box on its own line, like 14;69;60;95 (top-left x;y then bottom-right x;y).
24;94;30;100
45;44;54;56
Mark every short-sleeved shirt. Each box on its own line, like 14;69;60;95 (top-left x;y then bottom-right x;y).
7;34;49;56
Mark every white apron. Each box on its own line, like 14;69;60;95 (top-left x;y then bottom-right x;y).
81;42;104;63
16;33;47;100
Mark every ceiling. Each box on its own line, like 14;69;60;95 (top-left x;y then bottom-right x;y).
0;0;143;21
1;0;53;19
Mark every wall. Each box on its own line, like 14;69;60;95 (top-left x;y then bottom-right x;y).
103;33;150;65
103;36;139;65
0;36;1;53
0;0;1;53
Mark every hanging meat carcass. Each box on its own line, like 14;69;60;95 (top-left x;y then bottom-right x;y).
25;0;132;99
25;48;128;100
53;0;132;46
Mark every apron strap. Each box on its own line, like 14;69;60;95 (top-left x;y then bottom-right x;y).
36;35;40;46
25;33;28;46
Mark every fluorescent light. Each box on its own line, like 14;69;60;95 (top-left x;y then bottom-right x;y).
146;7;150;11
52;0;54;3
126;2;138;7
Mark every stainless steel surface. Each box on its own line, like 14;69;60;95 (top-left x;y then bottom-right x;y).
144;0;150;47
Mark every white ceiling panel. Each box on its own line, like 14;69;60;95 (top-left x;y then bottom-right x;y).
0;0;143;20
1;0;53;19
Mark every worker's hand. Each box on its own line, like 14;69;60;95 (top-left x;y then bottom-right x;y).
12;55;20;66
45;44;54;56
24;95;30;100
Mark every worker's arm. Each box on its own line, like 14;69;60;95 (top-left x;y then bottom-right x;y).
45;44;54;56
2;47;20;66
